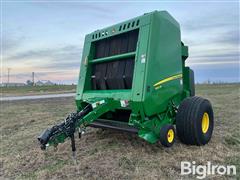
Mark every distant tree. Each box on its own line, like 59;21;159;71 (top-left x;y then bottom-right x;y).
26;80;33;86
207;79;211;84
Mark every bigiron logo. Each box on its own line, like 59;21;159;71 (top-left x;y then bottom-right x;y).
181;161;236;179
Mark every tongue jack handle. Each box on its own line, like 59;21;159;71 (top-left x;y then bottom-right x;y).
70;134;77;164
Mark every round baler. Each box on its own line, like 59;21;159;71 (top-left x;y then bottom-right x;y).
38;11;214;154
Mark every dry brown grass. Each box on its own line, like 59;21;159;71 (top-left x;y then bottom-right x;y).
1;84;239;179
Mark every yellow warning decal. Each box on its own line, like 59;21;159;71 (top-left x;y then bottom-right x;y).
154;74;182;88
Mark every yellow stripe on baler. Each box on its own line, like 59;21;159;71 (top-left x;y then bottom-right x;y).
154;74;182;88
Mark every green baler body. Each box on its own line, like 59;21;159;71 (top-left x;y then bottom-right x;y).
75;11;193;143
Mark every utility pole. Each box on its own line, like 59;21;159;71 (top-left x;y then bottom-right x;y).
7;68;11;87
32;72;35;86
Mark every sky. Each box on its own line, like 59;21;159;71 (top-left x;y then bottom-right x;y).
1;1;239;84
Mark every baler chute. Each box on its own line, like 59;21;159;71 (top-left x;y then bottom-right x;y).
38;11;214;155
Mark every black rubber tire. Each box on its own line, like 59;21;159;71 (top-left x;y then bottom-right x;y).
176;96;214;145
159;124;176;147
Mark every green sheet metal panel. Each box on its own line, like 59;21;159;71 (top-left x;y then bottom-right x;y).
142;11;183;116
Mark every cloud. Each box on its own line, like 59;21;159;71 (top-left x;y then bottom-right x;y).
1;70;79;84
6;45;82;63
216;29;239;45
190;51;239;59
4;44;83;78
189;60;238;66
32;2;115;20
183;15;239;66
182;7;238;31
2;33;25;52
38;61;81;71
181;6;239;48
187;51;239;67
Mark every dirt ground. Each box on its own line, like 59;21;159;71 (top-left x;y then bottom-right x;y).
1;84;239;179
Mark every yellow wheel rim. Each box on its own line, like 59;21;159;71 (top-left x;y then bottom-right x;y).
167;129;174;143
202;112;209;133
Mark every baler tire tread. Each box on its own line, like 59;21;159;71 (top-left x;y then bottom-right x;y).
176;96;214;145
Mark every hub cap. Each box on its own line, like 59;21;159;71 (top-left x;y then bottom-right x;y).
167;129;174;143
202;112;209;133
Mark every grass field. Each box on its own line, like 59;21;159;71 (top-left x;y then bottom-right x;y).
1;84;239;179
1;85;76;97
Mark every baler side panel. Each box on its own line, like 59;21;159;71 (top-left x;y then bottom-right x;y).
143;11;183;116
